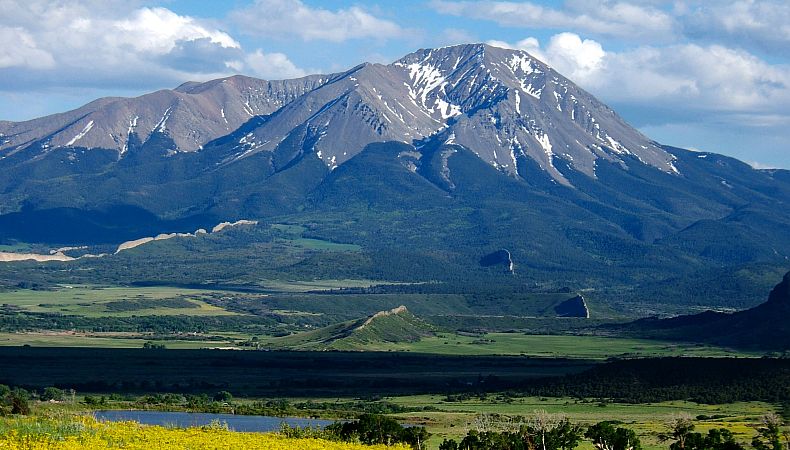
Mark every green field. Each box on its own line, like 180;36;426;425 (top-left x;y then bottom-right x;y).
384;394;778;450
285;238;362;251
0;285;238;317
0;243;35;252
256;278;393;292
0;330;758;358
0;332;240;349
338;332;759;359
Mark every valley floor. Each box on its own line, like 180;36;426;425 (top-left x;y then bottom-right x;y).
12;394;783;450
0;331;760;359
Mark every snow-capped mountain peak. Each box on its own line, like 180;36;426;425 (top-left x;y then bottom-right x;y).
0;43;678;186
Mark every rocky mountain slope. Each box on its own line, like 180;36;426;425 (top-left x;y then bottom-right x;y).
0;74;327;158
2;44;675;188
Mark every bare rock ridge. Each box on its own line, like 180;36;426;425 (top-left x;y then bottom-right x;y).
358;305;409;329
0;44;676;187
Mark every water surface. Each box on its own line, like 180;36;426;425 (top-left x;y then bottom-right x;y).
94;410;335;432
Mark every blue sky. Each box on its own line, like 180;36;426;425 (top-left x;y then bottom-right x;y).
1;0;789;168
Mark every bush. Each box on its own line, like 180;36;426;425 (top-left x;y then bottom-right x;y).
41;387;65;402
213;391;233;403
9;388;31;415
326;414;429;449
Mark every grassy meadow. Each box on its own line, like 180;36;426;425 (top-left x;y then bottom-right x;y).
0;285;238;317
340;332;759;359
0;331;242;349
385;394;778;450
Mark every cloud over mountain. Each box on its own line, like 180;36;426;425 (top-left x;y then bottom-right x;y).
230;0;407;42
0;1;304;91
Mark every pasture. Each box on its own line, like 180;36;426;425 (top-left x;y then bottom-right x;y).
339;333;759;359
0;285;238;317
386;394;778;450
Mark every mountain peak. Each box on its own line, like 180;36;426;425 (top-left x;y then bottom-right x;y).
2;42;679;187
389;43;677;183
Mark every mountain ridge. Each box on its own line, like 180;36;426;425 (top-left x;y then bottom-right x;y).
1;44;675;187
618;270;790;350
0;73;330;158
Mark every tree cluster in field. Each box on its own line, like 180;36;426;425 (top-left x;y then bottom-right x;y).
281;414;430;450
0;385;72;415
0;309;275;334
438;413;789;450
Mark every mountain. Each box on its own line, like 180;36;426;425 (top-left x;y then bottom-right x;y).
618;271;790;350
268;306;435;350
0;74;328;158
1;43;789;313
207;44;675;185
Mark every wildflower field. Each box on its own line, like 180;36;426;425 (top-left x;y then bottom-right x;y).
0;415;410;450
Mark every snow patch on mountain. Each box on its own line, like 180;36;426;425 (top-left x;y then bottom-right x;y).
66;120;94;146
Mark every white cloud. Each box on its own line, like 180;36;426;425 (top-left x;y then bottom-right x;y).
591;44;790;114
747;160;779;170
492;32;790;118
243;50;308;80
0;27;55;69
0;1;307;91
488;37;545;60
231;0;406;42
440;28;479;47
487;34;604;83
432;0;675;40
437;1;790;58
544;33;605;82
111;7;240;54
679;0;790;55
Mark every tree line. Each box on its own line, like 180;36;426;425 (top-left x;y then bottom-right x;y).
437;413;788;450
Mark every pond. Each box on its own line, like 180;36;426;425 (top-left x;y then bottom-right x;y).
94;410;336;432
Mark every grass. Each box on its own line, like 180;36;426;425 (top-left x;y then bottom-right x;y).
257;279;392;292
285;238;362;251
0;242;35;252
315;332;760;359
0;332;242;349
269;306;433;350
269;222;361;251
270;223;307;235
0;324;758;358
384;394;778;450
0;285;238;317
